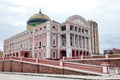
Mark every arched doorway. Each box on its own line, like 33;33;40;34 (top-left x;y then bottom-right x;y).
80;51;82;56
60;50;66;59
16;53;18;57
72;50;75;57
83;51;85;56
87;52;89;56
13;53;15;56
76;51;78;57
24;52;29;58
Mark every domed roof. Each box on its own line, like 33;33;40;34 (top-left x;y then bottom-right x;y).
28;12;51;21
66;15;88;26
27;10;51;29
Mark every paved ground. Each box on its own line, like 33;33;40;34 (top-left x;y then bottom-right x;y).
0;72;120;80
0;73;80;80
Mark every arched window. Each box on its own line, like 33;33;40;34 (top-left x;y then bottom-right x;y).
39;42;41;48
52;51;56;59
52;37;56;47
43;39;46;46
53;39;55;45
52;26;56;29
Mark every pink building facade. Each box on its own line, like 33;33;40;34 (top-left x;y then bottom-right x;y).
4;11;99;60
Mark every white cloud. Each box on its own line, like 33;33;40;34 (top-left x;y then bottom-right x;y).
8;0;98;13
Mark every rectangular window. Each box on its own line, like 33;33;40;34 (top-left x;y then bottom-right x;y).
70;25;73;30
75;27;77;31
52;38;56;47
61;25;66;31
44;26;46;28
52;26;56;29
52;50;56;59
70;36;73;46
43;39;46;47
78;28;81;32
39;42;41;48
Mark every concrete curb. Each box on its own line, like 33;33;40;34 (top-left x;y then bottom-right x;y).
0;72;120;80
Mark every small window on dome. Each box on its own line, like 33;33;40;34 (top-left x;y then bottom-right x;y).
75;27;77;31
78;28;81;32
82;29;84;33
44;26;46;28
40;28;42;30
36;29;38;32
52;26;56;29
61;25;66;31
70;25;73;30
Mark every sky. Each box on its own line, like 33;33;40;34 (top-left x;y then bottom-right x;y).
0;0;120;53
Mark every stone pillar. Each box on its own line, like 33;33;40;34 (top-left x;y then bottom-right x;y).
81;55;83;60
36;59;38;63
114;67;119;75
101;62;110;74
83;37;85;48
66;33;71;58
77;35;79;47
87;37;89;49
66;23;72;58
60;60;64;67
20;57;23;61
58;34;61;59
46;21;51;59
88;31;92;56
82;37;84;48
81;36;83;48
84;37;86;49
105;54;109;59
80;36;82;48
74;35;75;47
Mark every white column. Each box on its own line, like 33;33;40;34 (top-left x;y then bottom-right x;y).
58;34;61;58
79;36;81;48
66;33;70;47
72;35;74;47
101;62;110;74
74;35;75;47
27;31;30;50
78;35;79;47
87;37;89;49
32;27;35;58
89;35;92;56
58;24;61;59
114;68;119;75
46;21;51;58
85;37;86;49
83;37;85;49
66;33;71;58
81;36;83;48
66;24;71;58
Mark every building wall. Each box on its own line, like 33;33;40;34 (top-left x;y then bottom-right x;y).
88;20;99;54
4;15;99;59
104;48;120;54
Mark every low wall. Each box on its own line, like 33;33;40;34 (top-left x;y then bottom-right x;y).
74;59;120;67
0;60;97;75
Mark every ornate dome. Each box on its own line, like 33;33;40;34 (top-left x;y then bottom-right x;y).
27;10;51;29
66;15;88;26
